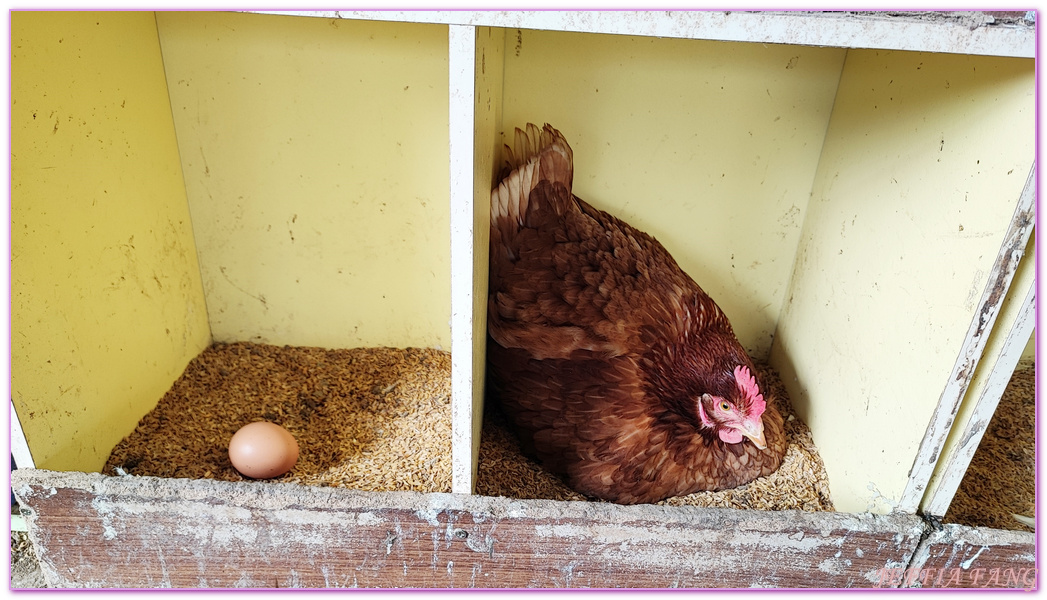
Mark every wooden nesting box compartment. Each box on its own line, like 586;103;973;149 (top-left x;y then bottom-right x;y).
465;21;1036;517
11;11;451;476
10;10;1036;589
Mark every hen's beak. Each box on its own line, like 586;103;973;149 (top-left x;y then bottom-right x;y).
741;420;767;450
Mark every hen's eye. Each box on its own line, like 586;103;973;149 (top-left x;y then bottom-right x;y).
719;401;731;411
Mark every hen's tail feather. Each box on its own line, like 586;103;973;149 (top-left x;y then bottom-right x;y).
505;123;567;172
492;123;574;226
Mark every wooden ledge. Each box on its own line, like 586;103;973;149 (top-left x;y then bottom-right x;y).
11;469;1032;589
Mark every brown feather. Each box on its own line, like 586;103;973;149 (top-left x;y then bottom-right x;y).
487;124;786;505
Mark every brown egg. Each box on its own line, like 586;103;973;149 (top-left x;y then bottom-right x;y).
228;421;299;479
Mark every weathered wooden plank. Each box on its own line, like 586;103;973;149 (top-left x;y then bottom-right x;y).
448;22;481;495
898;164;1036;513
922;279;1035;518
900;524;1036;589
248;11;1036;58
13;469;925;589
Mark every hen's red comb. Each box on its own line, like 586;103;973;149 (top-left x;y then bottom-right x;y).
734;365;766;416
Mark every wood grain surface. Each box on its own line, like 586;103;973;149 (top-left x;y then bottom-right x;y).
12;469;1030;589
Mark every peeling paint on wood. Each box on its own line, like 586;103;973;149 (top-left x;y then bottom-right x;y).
14;469;928;589
249;11;1034;58
904;524;1036;589
922;279;1035;518
898;164;1036;514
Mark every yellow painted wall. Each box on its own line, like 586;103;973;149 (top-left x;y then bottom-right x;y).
771;49;1034;514
499;30;847;358
11;11;211;472
156;12;451;350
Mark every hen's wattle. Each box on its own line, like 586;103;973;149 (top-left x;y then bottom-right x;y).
487;123;786;505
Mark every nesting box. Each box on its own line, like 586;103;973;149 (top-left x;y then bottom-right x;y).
11;10;1036;589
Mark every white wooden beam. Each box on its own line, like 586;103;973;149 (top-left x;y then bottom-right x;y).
922;281;1035;517
449;24;478;495
249;11;1035;58
897;164;1036;513
11;400;35;470
11;399;34;531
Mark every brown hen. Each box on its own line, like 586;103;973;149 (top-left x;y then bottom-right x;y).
487;123;786;505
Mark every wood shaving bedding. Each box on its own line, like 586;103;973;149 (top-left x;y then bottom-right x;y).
944;366;1035;531
107;345;834;511
105;342;453;493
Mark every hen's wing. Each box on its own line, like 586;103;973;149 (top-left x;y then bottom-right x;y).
486;343;640;469
485;340;662;501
